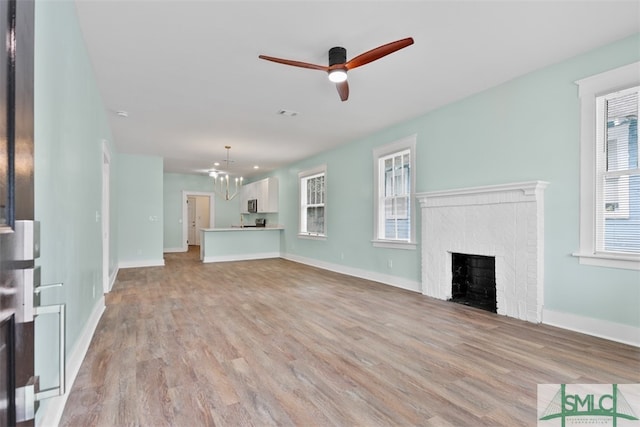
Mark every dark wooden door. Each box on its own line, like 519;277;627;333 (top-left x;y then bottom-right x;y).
0;0;35;425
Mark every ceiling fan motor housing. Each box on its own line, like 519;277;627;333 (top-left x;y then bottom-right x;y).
329;47;347;66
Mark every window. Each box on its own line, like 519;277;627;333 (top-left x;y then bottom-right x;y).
598;88;638;252
381;150;410;237
373;135;417;249
575;62;640;270
299;165;326;238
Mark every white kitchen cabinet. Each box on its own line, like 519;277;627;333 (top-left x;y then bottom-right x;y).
256;177;279;213
239;177;278;213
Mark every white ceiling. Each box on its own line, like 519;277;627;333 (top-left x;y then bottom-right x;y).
74;0;640;179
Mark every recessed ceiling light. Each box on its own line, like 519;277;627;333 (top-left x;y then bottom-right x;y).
214;162;220;166
253;165;260;169
116;110;128;118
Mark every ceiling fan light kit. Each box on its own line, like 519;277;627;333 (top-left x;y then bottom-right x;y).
328;69;347;83
258;37;414;102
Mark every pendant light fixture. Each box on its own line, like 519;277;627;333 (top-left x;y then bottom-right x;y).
209;145;243;201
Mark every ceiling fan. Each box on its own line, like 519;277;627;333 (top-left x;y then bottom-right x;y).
258;37;414;102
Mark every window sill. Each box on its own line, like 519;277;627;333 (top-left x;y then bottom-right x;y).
372;239;417;250
298;233;326;241
572;251;640;271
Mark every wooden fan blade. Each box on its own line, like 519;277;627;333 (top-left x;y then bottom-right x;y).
258;55;329;72
345;37;414;70
336;80;349;102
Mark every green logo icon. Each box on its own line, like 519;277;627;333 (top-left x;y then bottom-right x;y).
539;384;639;426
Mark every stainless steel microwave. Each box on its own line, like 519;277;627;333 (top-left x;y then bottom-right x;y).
248;199;257;213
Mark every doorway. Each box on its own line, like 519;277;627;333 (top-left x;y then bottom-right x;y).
182;191;214;251
187;195;210;246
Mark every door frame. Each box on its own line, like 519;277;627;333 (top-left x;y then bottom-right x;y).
101;141;111;293
181;191;214;251
2;0;36;424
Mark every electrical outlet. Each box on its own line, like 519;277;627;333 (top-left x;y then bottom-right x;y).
387;259;393;268
341;252;345;260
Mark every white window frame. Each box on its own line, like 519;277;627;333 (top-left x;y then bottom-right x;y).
372;134;417;250
574;61;640;270
298;164;327;240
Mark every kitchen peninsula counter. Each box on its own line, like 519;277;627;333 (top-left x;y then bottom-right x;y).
203;226;285;232
200;226;284;263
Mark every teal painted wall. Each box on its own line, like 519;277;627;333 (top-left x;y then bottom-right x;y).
215;194;242;228
33;0;116;413
117;154;164;265
275;133;422;284
271;33;640;328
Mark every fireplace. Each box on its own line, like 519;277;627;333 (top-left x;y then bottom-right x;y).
416;181;548;323
450;253;496;313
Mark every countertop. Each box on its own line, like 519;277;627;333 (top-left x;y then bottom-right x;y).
201;226;284;232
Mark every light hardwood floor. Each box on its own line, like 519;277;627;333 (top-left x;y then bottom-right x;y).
60;248;640;426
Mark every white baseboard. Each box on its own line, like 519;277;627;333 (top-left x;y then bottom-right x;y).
202;252;281;263
118;258;165;269
163;247;185;253
282;253;421;293
36;296;106;427
543;308;640;347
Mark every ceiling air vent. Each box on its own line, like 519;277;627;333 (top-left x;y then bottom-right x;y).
277;109;298;117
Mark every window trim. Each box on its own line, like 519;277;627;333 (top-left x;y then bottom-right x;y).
372;134;417;250
573;61;640;270
298;164;327;240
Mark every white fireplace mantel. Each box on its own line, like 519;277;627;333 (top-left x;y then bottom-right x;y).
416;181;548;323
417;181;549;208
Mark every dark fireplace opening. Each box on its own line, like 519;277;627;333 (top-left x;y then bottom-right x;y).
450;253;497;313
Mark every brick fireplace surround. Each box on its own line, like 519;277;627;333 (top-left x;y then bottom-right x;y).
416;181;548;323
